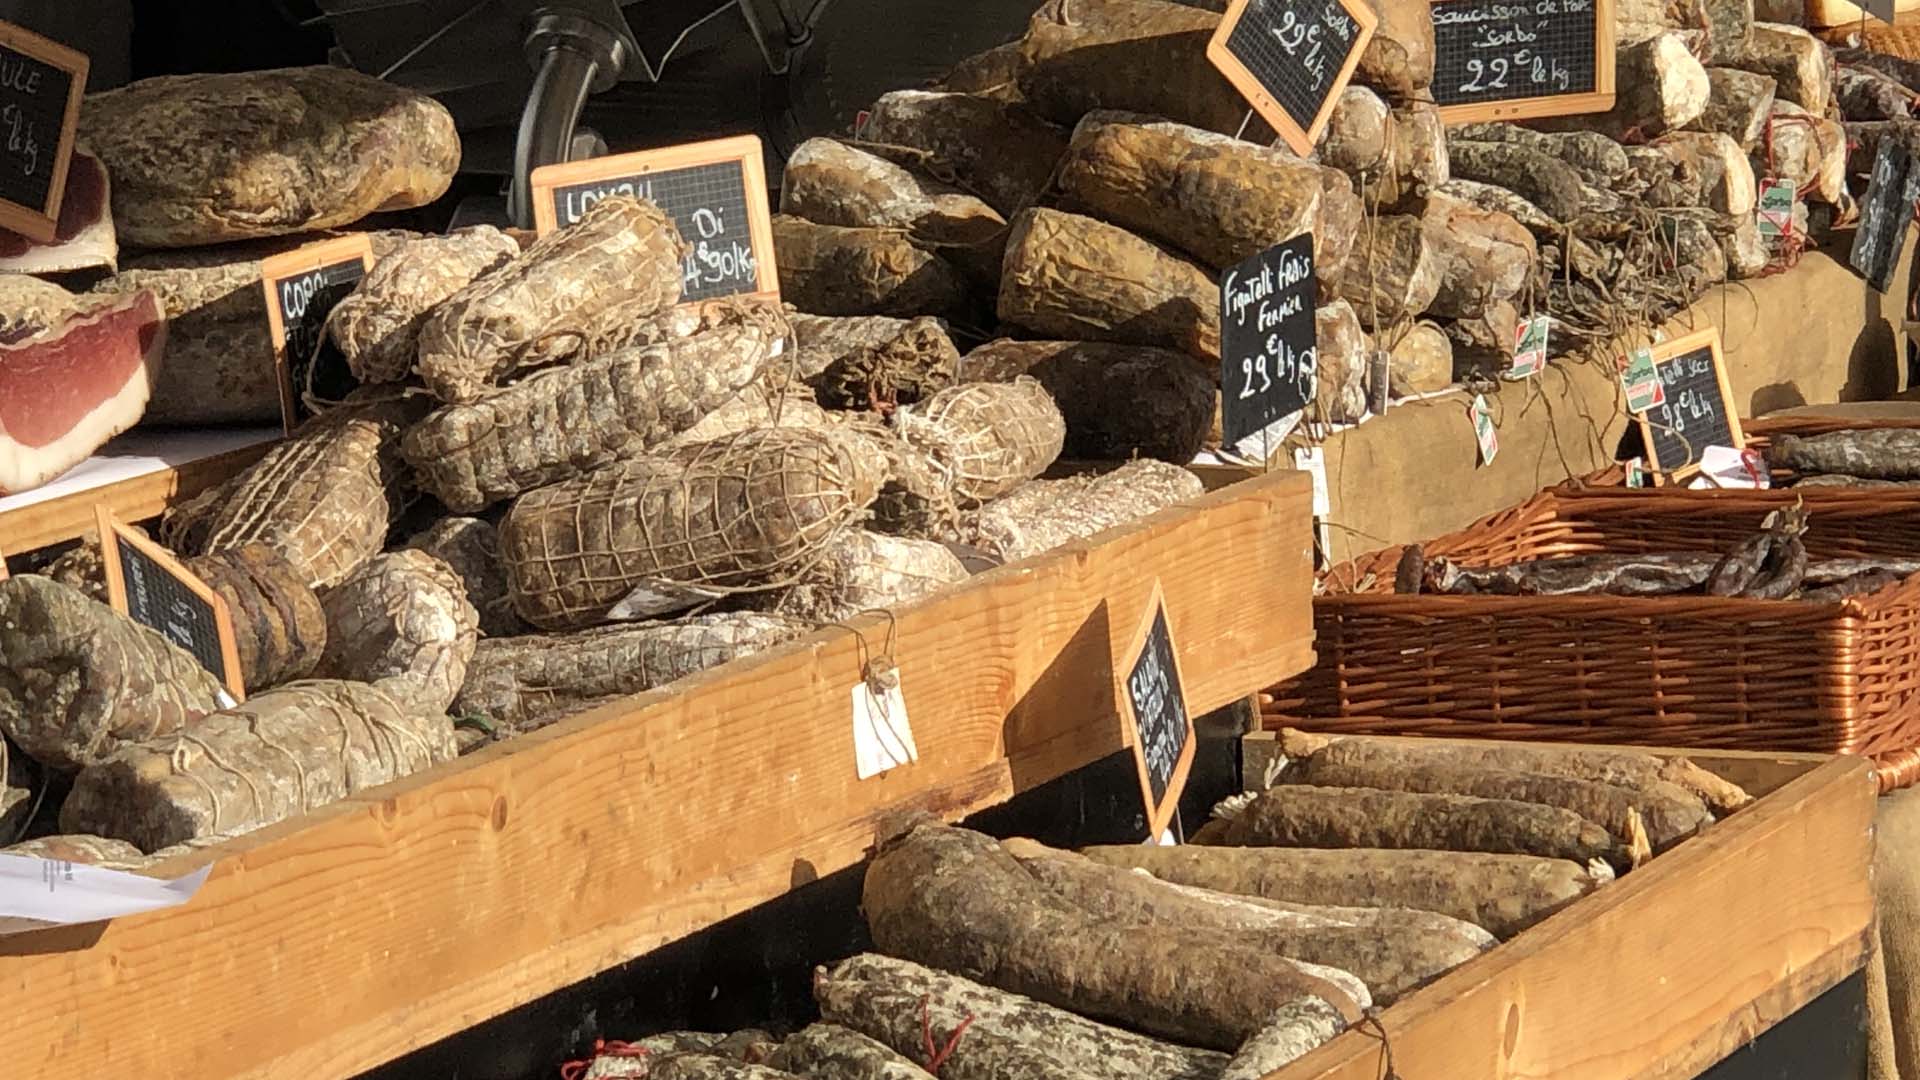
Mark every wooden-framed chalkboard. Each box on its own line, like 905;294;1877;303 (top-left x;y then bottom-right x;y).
260;234;375;435
95;505;244;702
0;21;86;244
1635;326;1745;483
1430;0;1616;122
1207;0;1379;157
1219;234;1317;450
1119;581;1196;839
530;134;780;304
1850;135;1917;294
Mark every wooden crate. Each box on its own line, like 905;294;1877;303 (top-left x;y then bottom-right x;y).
1;469;1318;1080
1240;734;1877;1080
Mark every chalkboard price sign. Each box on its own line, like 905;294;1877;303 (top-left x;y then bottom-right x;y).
1430;0;1615;121
1634;327;1745;481
1220;234;1317;450
1207;0;1378;156
260;234;375;434
531;134;780;304
1121;582;1195;838
0;22;85;244
96;506;244;701
1851;136;1917;294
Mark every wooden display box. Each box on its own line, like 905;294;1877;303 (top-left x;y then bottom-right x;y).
1240;734;1877;1080
2;470;1318;1080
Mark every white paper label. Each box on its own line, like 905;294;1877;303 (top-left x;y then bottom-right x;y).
1226;408;1303;465
1471;394;1498;466
1293;445;1332;565
0;855;213;936
1156;827;1179;846
853;669;917;779
1688;445;1771;489
605;579;725;620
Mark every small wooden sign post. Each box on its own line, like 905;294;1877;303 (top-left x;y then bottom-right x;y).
96;505;244;702
1119;581;1196;841
1633;326;1744;483
1207;0;1378;156
0;21;86;244
530;133;780;304
260;233;376;434
1429;0;1616;122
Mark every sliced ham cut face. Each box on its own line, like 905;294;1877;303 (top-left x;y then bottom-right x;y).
0;149;116;275
0;289;167;494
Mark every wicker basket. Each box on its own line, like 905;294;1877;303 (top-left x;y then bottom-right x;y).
1269;487;1920;790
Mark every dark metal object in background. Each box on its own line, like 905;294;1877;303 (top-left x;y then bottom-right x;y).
507;8;632;226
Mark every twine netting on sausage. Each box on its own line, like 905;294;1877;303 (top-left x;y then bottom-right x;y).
501;427;885;629
893;377;1065;505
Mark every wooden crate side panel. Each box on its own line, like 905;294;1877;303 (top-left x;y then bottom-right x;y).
1262;755;1877;1080
2;471;1316;1080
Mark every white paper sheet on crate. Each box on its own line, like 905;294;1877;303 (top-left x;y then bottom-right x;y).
0;427;280;515
0;853;212;936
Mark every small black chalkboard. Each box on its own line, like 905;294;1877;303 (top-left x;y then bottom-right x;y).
261;234;374;434
531;134;780;303
96;507;244;701
1430;0;1615;121
0;22;86;244
1852;136;1917;294
1122;583;1194;838
1636;327;1745;479
1207;0;1377;156
1219;234;1317;451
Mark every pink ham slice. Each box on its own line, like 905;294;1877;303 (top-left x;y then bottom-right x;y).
0;149;116;275
0;289;166;494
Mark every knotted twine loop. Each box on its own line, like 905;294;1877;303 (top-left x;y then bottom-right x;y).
1358;1009;1403;1080
557;1039;648;1080
825;607;902;698
920;993;976;1074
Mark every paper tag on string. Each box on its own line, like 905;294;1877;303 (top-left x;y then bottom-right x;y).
1470;394;1498;466
1622;347;1664;413
852;663;917;779
1757;179;1795;238
1508;315;1549;378
1624;457;1648;488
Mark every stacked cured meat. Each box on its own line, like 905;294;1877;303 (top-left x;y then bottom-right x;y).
764;0;1895;455
0;66;459;494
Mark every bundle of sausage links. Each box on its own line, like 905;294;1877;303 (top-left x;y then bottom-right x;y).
544;732;1749;1080
1400;502;1919;602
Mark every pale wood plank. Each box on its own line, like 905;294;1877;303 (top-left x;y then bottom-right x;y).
2;469;1317;1080
0;441;272;553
